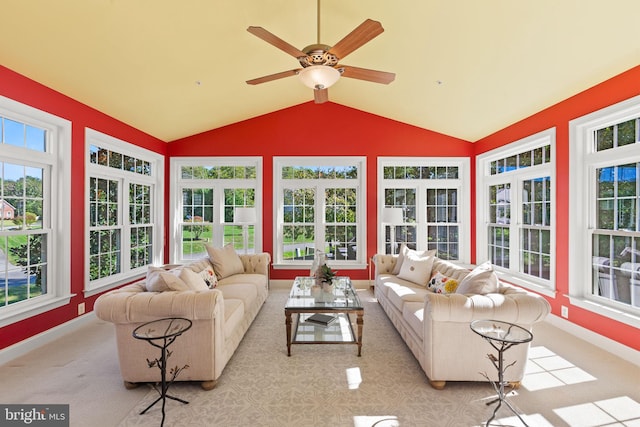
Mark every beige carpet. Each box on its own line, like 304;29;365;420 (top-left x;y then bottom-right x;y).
118;289;498;427
1;288;638;427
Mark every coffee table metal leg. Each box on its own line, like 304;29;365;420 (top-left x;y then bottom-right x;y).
285;311;292;356
356;312;364;356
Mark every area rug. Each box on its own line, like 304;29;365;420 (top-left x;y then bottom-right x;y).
117;288;523;427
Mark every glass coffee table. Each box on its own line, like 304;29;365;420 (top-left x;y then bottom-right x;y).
285;276;364;356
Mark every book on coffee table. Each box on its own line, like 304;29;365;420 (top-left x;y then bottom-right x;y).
305;313;337;326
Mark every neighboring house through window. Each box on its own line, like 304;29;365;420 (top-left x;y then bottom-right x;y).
476;128;556;295
274;157;366;269
0;95;71;327
85;128;164;296
378;157;470;263
170;157;262;263
570;95;640;327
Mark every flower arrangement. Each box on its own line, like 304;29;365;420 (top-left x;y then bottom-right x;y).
317;263;337;284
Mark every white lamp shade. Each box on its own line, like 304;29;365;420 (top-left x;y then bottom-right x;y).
235;207;256;224
298;65;340;89
382;207;403;224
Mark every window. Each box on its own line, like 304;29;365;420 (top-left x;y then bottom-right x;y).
378;158;470;262
85;129;163;295
0;95;71;326
170;158;262;263
274;157;366;268
570;95;640;327
476;129;556;294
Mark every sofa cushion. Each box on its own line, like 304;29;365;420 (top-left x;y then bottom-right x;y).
146;266;188;292
206;243;244;279
223;298;245;340
218;283;258;309
427;272;460;294
402;301;424;340
455;261;499;295
397;250;436;286
218;273;268;290
387;282;430;312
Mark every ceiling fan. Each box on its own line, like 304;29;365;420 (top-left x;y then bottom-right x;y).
245;2;395;104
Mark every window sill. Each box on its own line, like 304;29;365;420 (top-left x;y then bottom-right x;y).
0;293;74;328
567;295;640;329
84;272;145;298
273;263;368;270
494;271;557;298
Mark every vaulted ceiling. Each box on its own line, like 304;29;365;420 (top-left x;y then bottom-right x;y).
2;1;639;142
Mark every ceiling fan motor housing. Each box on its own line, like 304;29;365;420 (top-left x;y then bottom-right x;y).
299;44;339;68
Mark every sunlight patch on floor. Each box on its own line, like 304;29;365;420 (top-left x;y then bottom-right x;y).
345;367;362;390
472;413;554;427
554;396;640;427
523;346;596;391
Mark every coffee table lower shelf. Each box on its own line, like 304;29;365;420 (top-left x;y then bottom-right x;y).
285;311;363;356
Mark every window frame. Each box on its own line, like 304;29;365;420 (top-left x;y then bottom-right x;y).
569;95;640;328
377;157;471;263
84;128;164;296
169;157;263;264
273;156;367;270
476;128;556;297
0;95;71;327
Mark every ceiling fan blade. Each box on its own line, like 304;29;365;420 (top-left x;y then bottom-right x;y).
246;69;300;85
314;88;329;104
327;19;384;60
339;65;395;84
247;26;307;58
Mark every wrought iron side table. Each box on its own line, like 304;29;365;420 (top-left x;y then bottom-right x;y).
470;319;533;427
133;317;192;427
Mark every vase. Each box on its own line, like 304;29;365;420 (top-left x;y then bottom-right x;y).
322;281;334;293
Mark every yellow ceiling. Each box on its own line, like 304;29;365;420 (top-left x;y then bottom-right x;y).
2;0;639;142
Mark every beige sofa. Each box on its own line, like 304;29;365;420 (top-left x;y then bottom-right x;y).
94;251;270;390
373;252;550;389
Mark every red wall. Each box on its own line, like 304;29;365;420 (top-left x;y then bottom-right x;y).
1;61;638;354
0;65;167;349
167;102;474;281
474;64;640;351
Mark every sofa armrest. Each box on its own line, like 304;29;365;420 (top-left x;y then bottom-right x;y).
425;292;551;325
239;252;271;276
372;253;399;275
95;288;222;324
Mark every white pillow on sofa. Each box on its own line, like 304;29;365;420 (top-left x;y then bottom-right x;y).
392;245;435;275
146;266;189;292
455;261;498;295
206;243;244;279
179;267;210;291
397;250;436;286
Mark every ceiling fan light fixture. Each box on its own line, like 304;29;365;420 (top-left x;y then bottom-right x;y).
298;65;340;90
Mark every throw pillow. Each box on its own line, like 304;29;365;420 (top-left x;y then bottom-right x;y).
392;245;436;275
146;266;171;292
179;267;210;291
206;243;244;279
145;266;189;292
427;272;459;294
455;261;499;295
198;265;218;288
397;251;436;286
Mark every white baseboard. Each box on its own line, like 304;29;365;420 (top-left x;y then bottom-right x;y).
545;314;639;367
0;312;97;366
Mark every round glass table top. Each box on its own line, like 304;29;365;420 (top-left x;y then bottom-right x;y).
470;319;533;344
133;317;193;341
